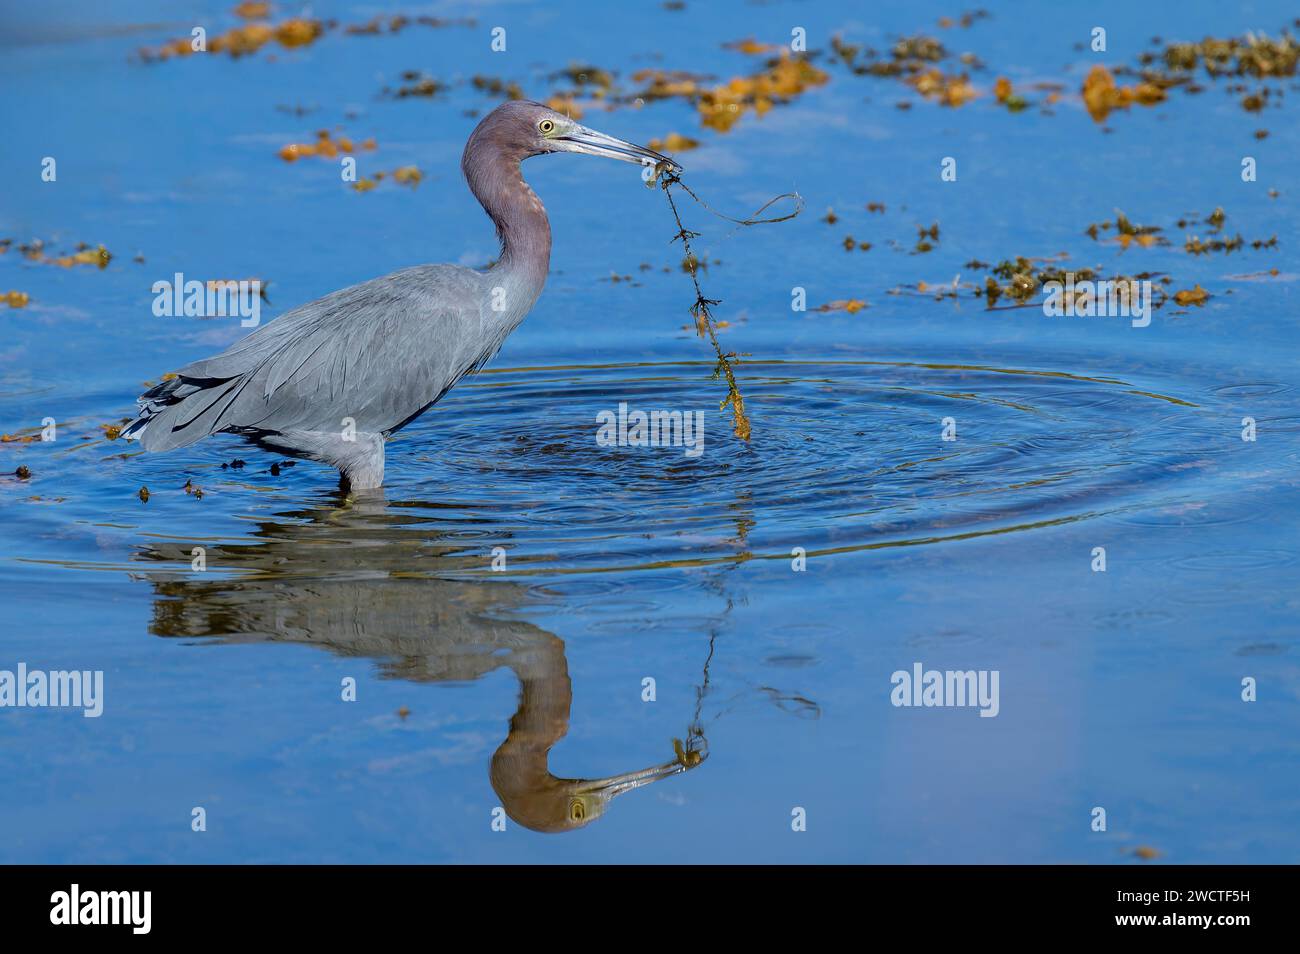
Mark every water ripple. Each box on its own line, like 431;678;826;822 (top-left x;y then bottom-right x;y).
9;358;1256;580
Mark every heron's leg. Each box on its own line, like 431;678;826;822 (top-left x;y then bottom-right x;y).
255;429;385;490
338;433;385;492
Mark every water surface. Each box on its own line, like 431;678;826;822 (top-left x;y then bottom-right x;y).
2;0;1298;862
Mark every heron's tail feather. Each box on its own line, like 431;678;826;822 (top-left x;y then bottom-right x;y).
125;375;246;452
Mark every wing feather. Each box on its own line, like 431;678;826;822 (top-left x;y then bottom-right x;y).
131;265;488;450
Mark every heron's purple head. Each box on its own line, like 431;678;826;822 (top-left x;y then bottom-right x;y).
463;100;683;177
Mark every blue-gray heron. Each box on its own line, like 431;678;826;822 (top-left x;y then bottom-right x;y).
124;101;681;490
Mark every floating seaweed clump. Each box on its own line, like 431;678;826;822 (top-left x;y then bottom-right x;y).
913;223;940;254
471;75;528;101
908;68;977;106
977;256;1175;311
629;55;827;132
831;28;1064;111
543;95;585;120
814;299;868;313
723;37;780;55
433;50;822;134
141;18;324;60
937;11;991;30
1179;207;1277;255
630;69;715;102
831;33;981;107
1121;30;1300;116
1184;233;1276;255
1146;32;1300;79
352;166;423;192
384;72;447;99
1173;285;1211;305
462;64;612;119
832;34;949;76
141;11;474;61
346;14;475;36
993;76;1029;111
981;256;1067;304
11;239;111;269
1081;65;1166;122
548;64;616;95
279;130;377;161
694;54;830;131
894;252;1199;313
1088;208;1278;255
205;279;270;303
648;133;701;152
1085;212;1167;248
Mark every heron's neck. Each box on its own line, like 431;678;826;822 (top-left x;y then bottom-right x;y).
468;154;551;298
491;638;572;791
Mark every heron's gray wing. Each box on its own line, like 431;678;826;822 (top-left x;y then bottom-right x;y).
134;266;487;451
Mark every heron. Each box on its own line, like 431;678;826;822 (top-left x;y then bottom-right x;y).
123;101;681;491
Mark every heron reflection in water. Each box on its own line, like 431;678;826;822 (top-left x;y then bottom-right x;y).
133;493;706;832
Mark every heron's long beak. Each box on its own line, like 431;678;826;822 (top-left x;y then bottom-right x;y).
573;757;688;799
554;124;683;173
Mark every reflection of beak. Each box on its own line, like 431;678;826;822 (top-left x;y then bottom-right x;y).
574;758;689;799
553;124;684;173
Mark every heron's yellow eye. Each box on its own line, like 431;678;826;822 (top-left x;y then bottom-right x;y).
538;119;556;135
569;799;585;821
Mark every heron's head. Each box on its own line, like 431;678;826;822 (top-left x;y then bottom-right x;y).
493;757;690;833
467;100;683;175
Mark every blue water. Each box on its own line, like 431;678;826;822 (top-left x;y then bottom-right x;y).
1;0;1298;862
